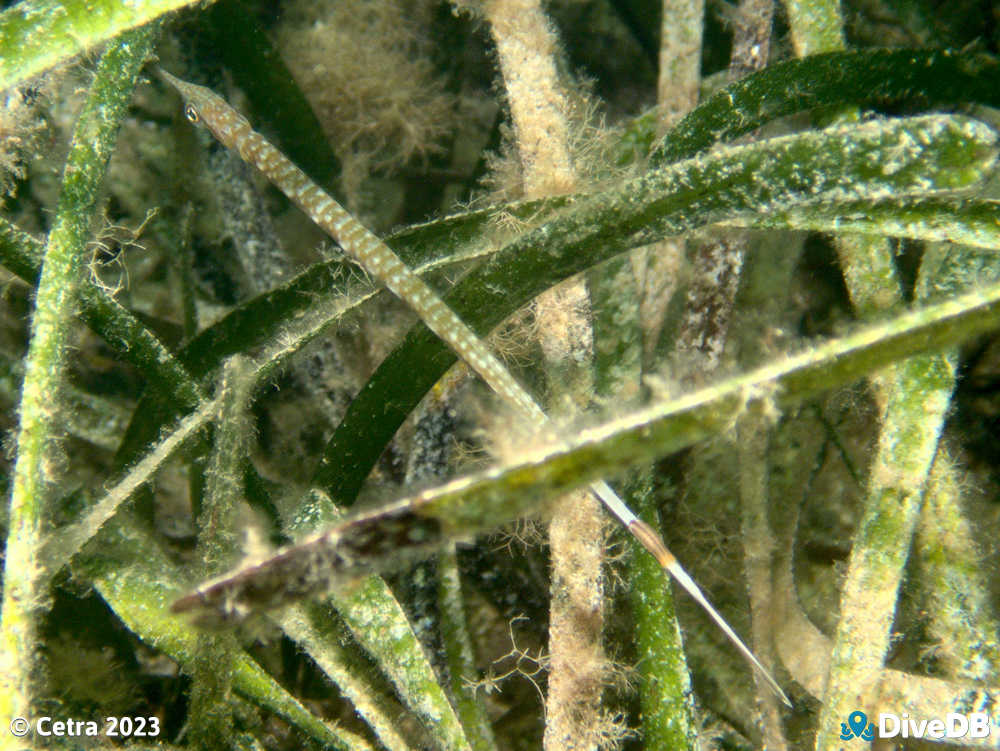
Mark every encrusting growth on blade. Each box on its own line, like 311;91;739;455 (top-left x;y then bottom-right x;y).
158;68;791;707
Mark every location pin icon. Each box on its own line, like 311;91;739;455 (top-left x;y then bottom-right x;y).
848;711;868;738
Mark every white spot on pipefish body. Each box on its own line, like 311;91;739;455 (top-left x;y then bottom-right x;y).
274;164;296;184
300;184;321;205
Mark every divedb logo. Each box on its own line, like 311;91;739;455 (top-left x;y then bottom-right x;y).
840;709;996;741
840;711;875;741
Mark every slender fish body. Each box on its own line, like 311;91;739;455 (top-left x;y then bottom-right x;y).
159;69;790;707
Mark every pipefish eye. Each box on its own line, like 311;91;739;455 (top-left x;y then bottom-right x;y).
184;103;199;123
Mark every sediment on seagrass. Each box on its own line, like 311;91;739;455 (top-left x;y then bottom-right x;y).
605;0;702;739
83;511;371;751
0;26;158;745
789;10;953;749
315;111;999;505
187;357;258;747
279;488;475;751
171;277;1000;624
648;49;1000;168
725;198;1000;251
0;0;184;90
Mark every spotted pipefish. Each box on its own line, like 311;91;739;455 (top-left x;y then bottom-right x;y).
159;68;790;707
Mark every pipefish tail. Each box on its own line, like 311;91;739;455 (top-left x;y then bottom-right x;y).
158;68;790;707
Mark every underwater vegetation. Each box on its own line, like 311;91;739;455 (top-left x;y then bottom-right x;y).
1;0;1000;749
